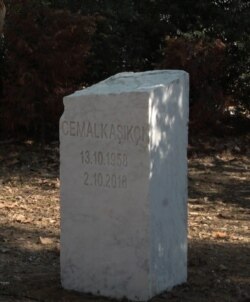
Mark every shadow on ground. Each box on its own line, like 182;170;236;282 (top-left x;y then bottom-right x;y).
0;224;249;302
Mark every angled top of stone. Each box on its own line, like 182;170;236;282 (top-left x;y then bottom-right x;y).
68;70;187;98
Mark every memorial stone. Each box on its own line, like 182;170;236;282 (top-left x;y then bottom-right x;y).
60;70;189;301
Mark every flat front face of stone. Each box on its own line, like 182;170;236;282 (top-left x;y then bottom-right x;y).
60;92;151;300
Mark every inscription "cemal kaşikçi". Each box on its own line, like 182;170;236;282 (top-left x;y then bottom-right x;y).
61;120;148;145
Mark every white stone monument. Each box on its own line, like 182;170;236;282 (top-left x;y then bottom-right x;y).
60;70;189;301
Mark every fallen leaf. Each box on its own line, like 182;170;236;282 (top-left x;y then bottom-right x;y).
0;281;10;286
14;214;26;222
39;237;54;245
217;213;232;219
6;159;19;166
212;231;228;239
231;235;239;240
219;264;227;271
0;248;10;254
13;214;32;223
5;186;13;193
55;178;60;188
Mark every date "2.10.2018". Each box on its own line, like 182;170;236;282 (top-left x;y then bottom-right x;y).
83;172;127;189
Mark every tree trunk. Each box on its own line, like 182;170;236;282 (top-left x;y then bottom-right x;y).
0;1;6;34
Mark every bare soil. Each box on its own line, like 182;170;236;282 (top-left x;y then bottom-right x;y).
0;135;249;302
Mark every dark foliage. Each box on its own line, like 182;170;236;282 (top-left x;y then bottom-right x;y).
160;37;231;129
53;0;250;115
0;0;95;140
0;0;249;140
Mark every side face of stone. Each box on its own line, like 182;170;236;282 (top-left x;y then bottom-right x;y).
148;73;189;294
60;92;152;300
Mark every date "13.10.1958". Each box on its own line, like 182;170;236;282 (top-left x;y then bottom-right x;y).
80;150;128;167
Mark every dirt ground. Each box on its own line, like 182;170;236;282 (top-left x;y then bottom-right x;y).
0;134;249;302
